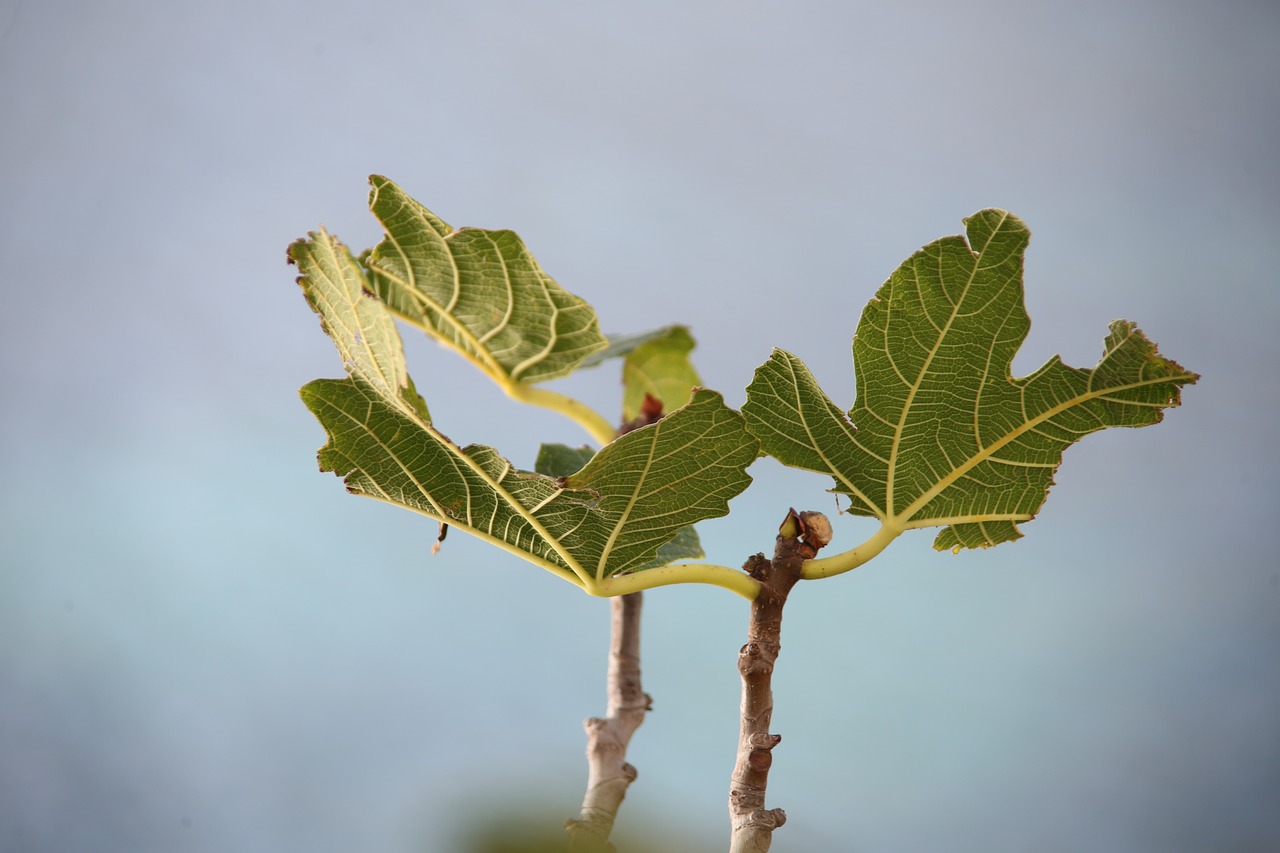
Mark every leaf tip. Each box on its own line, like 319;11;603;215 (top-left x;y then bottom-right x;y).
367;174;399;213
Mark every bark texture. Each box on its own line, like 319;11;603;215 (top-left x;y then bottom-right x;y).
728;510;830;853
566;592;650;852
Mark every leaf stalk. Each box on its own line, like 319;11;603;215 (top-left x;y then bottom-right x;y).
799;522;900;580
594;564;761;600
506;382;618;446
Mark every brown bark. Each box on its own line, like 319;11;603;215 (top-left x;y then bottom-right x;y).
728;510;830;853
566;592;651;852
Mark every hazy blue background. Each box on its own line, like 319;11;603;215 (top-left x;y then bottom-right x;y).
2;0;1276;850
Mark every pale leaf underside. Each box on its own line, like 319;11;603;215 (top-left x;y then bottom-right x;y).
580;325;684;369
362;175;608;385
303;379;755;585
537;442;706;571
290;230;429;420
743;209;1198;550
294;228;758;590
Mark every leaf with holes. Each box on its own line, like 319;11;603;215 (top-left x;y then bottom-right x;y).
742;209;1198;555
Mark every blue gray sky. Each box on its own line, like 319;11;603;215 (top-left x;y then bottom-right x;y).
2;1;1277;851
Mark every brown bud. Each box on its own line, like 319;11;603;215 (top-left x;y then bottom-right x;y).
798;511;833;549
742;553;770;580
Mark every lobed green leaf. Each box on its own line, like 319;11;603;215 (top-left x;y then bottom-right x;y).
743;210;1198;551
302;379;755;586
294;227;756;590
362;175;608;385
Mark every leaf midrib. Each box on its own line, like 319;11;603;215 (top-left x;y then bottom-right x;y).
886;212;1008;515
895;369;1195;527
323;380;592;584
781;354;884;517
309;233;404;400
593;421;661;581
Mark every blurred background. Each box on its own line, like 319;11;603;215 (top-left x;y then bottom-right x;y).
2;0;1276;850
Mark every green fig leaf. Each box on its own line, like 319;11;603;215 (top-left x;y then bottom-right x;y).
620;325;701;422
289;229;429;421
743;209;1198;552
537;440;705;571
534;443;597;478
294;229;756;591
362;175;608;386
579;326;686;369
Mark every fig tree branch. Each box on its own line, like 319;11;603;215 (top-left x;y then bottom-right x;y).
566;593;650;852
728;510;831;852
